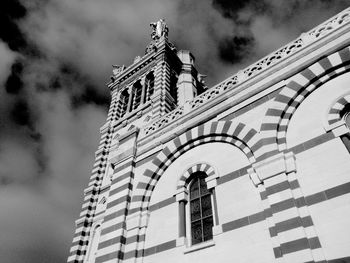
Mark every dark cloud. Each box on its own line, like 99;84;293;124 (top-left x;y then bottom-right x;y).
0;0;27;52
211;0;350;72
0;0;349;262
10;99;31;126
72;84;110;108
218;35;255;64
212;0;266;21
5;60;24;94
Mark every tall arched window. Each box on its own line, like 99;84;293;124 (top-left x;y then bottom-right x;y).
145;72;154;102
117;89;129;118
189;172;214;245
132;81;142;110
169;73;178;108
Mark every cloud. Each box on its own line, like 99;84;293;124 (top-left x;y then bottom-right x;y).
0;185;69;263
0;0;349;262
0;0;27;52
21;0;180;85
0;41;17;84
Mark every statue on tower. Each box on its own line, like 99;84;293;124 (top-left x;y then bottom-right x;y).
145;19;171;55
150;19;168;40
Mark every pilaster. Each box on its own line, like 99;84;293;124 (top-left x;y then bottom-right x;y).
177;50;197;106
95;127;139;263
248;152;325;263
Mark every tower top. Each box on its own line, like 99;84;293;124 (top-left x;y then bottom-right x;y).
150;19;168;41
145;18;174;55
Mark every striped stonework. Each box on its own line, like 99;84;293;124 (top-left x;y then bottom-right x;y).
121;121;260;262
68;125;113;263
132;121;259;213
68;11;350;263
94;157;136;263
151;60;171;118
177;163;216;190
327;94;350;126
249;152;326;262
258;45;350;161
107;90;120;123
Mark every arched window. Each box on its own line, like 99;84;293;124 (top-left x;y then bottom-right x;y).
117;89;129;118
132;81;142;110
170;73;178;108
176;165;219;250
145;72;154;102
189;172;214;245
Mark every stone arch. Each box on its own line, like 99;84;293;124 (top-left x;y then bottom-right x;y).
258;45;350;161
326;93;350;127
130;121;260;212
177;162;216;191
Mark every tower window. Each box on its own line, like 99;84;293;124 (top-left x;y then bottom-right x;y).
170;73;178;107
145;72;154;102
189;173;213;245
133;81;142;110
118;89;129;118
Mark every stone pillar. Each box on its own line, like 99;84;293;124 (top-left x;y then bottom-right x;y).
205;174;222;235
94;127;139;263
124;210;150;262
175;189;188;246
140;76;147;105
177;50;197;106
248;152;325;263
178;201;186;237
127;86;133;113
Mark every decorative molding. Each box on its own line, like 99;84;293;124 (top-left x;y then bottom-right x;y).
325;93;350;131
250;152;296;183
141;7;350;137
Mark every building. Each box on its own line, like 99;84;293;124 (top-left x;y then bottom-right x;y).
68;8;350;263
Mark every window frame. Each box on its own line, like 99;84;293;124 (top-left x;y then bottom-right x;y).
175;166;221;251
187;173;214;245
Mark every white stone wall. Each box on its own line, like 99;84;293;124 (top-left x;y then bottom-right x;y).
287;72;350;148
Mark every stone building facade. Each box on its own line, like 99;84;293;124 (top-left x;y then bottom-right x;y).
68;8;350;263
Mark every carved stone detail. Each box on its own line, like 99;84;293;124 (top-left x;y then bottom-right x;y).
150;19;168;41
112;65;126;76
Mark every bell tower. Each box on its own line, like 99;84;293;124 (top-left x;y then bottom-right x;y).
109;19;179;124
67;19;204;263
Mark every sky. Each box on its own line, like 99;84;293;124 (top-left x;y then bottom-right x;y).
0;0;349;262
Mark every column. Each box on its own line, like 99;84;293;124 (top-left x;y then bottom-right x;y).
140;76;147;105
175;189;188;246
178;200;186;237
248;152;325;263
95;127;139;263
127;86;133;113
124;210;150;262
206;175;222;236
